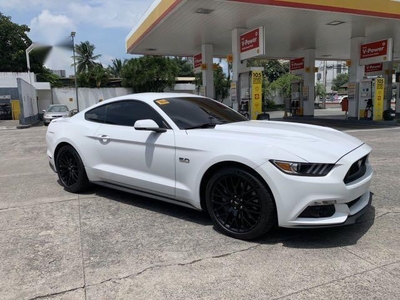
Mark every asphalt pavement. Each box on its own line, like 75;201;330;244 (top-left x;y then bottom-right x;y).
0;118;399;299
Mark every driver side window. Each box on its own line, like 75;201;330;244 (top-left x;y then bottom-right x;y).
105;100;168;128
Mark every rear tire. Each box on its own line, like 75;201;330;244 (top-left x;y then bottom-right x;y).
56;145;90;193
205;167;276;240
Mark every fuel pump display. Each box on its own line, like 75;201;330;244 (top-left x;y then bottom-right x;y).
358;78;385;121
239;99;250;119
290;80;303;116
358;80;372;120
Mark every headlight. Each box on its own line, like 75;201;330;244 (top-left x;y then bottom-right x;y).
44;114;49;118
270;160;334;176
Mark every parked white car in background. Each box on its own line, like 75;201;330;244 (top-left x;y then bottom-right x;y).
46;93;373;240
43;104;70;126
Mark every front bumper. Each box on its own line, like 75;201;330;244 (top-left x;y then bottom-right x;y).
44;117;55;124
256;143;373;228
44;116;65;124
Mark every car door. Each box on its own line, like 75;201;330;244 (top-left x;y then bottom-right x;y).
92;100;176;198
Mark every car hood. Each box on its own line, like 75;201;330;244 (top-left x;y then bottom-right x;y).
210;121;364;163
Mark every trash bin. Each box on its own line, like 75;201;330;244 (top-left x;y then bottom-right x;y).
257;113;270;120
341;97;348;112
383;108;394;121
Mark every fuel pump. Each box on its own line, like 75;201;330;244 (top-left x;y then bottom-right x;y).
396;82;400;118
358;79;372;120
290;79;304;116
238;67;263;119
358;78;386;121
239;71;251;119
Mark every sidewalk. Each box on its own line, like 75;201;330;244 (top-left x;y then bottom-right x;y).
0;120;43;130
0;120;20;130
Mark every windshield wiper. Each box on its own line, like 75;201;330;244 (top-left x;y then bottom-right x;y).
185;123;219;130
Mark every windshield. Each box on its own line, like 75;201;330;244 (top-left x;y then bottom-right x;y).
154;97;247;129
47;105;69;112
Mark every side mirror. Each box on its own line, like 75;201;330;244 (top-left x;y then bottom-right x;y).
134;119;166;133
69;109;78;116
42;110;46;113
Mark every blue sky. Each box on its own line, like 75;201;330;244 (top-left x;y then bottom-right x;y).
0;0;154;75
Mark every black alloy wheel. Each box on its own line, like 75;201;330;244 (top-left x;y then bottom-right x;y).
206;167;276;240
56;145;89;193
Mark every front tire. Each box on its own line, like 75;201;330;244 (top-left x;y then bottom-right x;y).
56;145;89;193
205;167;277;240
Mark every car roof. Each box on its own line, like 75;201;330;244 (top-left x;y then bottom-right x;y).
79;92;208;115
103;92;204;103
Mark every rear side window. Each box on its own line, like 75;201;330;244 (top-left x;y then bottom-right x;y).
85;105;106;123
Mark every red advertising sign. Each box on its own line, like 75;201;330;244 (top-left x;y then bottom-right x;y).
240;28;260;53
239;27;264;60
290;58;304;71
361;40;388;59
193;53;202;69
365;63;383;73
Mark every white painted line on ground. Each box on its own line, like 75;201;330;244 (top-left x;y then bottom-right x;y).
344;127;400;133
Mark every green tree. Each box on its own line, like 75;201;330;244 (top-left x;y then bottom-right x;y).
194;63;230;102
108;58;125;78
331;73;349;92
77;64;110;88
0;13;45;73
36;68;63;87
315;82;326;99
73;41;102;73
270;73;301;102
173;57;194;77
121;56;179;92
213;64;230;101
247;59;289;83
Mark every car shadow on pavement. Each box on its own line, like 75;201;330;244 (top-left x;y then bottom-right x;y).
76;184;376;248
255;205;376;249
90;185;214;226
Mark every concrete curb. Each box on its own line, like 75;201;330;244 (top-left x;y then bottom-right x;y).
16;120;42;129
283;116;400;127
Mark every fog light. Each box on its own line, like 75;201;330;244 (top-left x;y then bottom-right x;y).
312;200;337;206
299;205;336;218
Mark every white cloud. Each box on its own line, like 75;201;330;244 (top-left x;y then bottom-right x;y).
2;0;154;75
29;10;76;75
101;55;116;67
30;10;76;44
67;0;150;28
0;0;54;10
44;47;75;75
1;0;152;29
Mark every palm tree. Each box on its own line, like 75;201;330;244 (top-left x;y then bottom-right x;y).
108;58;125;78
73;41;101;73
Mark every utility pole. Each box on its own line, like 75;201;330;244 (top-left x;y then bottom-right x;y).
71;31;79;111
323;61;328;108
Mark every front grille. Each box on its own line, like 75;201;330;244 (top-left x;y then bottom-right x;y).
344;155;368;184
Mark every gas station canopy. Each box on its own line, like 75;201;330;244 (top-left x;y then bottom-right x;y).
126;0;400;60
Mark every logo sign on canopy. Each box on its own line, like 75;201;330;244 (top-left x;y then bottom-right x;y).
290;57;305;73
193;53;202;73
240;27;265;61
360;39;393;65
364;63;383;76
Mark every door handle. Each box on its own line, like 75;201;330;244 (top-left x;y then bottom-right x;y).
97;134;110;143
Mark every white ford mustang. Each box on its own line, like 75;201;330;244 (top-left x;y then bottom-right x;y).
46;93;373;240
